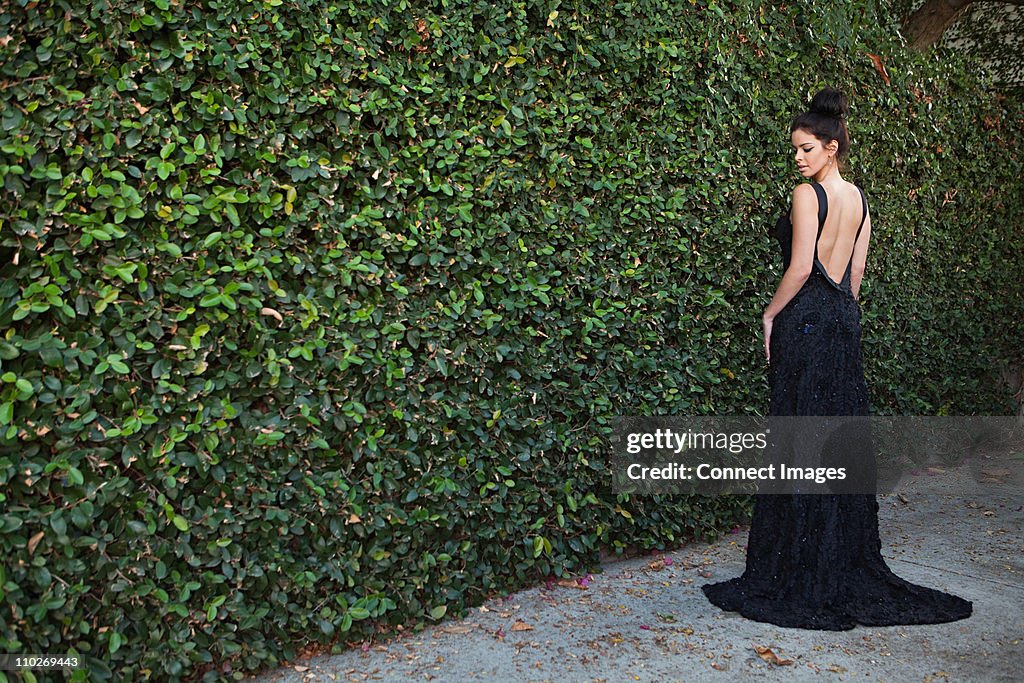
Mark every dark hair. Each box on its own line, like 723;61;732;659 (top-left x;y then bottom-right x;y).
790;87;850;161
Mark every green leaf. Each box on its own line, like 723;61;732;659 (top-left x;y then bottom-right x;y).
67;467;84;486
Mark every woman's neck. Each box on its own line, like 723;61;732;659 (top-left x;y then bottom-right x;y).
813;166;843;184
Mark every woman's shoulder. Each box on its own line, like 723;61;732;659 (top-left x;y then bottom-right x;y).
806;179;868;203
789;183;821;210
790;182;818;201
845;180;869;208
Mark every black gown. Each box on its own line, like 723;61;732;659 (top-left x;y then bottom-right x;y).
701;182;973;630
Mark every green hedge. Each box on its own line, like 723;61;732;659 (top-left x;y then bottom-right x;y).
0;0;1021;680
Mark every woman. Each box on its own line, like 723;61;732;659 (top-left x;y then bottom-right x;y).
700;88;973;630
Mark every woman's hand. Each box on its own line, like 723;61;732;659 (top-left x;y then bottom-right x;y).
762;314;774;363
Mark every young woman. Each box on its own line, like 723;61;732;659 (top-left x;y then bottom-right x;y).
700;88;973;630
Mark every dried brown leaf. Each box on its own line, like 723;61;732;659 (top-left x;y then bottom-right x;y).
980;468;1010;478
260;307;284;323
754;645;793;666
867;53;890;85
27;531;44;556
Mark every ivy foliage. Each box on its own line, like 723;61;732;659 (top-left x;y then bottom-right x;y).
0;0;1021;680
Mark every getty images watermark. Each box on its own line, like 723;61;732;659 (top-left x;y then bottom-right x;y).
610;416;1023;495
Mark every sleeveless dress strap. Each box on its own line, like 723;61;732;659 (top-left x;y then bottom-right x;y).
810;183;828;233
810;182;828;260
853;186;868;244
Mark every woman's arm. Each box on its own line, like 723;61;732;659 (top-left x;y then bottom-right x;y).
850;209;871;300
762;184;819;361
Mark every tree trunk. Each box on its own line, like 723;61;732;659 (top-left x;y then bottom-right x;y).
902;0;974;51
902;0;1024;51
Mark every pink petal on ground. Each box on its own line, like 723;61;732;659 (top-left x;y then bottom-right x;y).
639;624;651;630
663;556;673;566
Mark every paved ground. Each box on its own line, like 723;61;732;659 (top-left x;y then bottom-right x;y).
247;454;1023;683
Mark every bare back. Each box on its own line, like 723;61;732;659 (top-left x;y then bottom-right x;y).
792;180;870;290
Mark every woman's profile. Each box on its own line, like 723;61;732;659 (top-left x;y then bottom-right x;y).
700;87;973;630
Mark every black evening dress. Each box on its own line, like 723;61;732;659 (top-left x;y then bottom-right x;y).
700;182;973;630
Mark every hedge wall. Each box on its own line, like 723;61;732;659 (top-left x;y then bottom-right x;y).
1;0;1021;680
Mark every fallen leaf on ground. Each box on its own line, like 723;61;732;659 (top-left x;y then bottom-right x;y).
754;645;793;666
981;468;1010;477
511;619;534;632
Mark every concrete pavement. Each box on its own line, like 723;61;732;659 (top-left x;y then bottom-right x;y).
247;453;1023;683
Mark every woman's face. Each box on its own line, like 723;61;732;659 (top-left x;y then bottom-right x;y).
791;128;836;179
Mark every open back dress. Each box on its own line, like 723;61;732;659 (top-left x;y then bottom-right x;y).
700;182;973;630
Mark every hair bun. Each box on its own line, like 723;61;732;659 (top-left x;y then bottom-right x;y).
809;87;849;119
